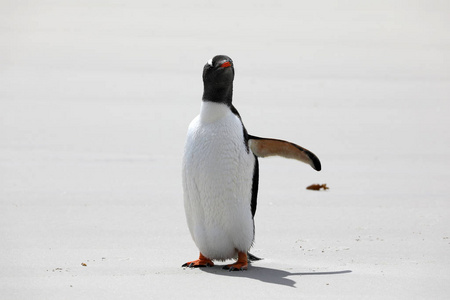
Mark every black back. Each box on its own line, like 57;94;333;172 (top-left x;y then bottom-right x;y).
251;156;259;218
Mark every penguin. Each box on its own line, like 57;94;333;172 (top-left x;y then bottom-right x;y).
182;55;321;271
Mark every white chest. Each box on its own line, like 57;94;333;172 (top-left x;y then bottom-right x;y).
182;102;256;258
183;103;251;186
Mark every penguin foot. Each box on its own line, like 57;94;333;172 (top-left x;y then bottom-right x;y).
222;263;248;271
222;251;248;271
182;253;214;268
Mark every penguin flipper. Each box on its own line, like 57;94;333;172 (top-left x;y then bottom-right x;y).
248;136;321;171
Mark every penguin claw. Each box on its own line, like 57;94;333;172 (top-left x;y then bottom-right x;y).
222;265;247;272
182;261;214;268
182;262;213;268
222;251;248;271
182;255;214;268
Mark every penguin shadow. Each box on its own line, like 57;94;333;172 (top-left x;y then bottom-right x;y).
200;265;352;288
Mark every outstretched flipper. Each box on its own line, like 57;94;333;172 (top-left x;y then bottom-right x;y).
248;135;321;171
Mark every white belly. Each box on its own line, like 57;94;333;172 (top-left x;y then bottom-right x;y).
182;103;255;260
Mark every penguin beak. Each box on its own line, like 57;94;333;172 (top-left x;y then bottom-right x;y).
220;61;232;68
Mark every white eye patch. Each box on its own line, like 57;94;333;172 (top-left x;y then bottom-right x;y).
207;58;213;67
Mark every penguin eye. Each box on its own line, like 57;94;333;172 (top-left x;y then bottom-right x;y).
207;58;213;67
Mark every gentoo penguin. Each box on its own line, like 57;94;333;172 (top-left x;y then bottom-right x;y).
182;55;321;271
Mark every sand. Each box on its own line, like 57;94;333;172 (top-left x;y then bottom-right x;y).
1;1;449;299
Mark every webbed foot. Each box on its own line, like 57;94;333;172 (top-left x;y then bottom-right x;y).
182;253;214;268
222;251;248;271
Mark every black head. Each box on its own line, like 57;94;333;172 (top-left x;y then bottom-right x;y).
202;55;235;106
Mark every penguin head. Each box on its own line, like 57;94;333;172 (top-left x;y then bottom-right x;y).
202;55;234;105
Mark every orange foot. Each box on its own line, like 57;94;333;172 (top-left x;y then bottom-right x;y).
223;251;248;271
182;253;214;268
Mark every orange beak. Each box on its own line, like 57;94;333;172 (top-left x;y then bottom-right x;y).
220;61;232;68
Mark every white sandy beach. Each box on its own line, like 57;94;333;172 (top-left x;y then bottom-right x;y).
1;1;449;299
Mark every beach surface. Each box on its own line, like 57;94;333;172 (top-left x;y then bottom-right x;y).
1;1;449;298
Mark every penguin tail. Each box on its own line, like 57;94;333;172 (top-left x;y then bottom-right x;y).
247;252;263;262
